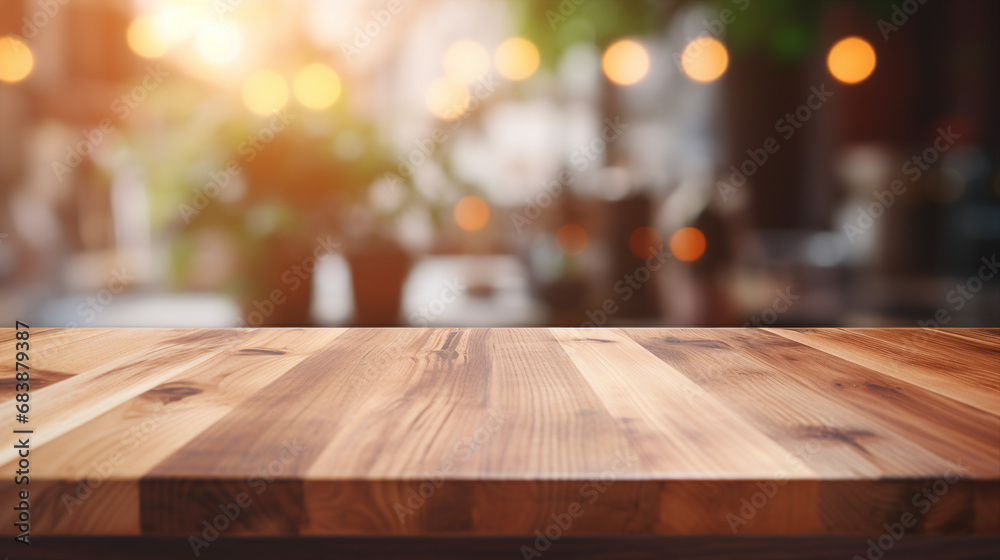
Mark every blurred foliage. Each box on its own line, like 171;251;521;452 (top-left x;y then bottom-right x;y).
511;0;906;67
106;68;409;294
723;0;898;61
510;0;680;68
724;0;825;61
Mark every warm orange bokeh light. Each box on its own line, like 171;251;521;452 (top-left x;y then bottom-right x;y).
629;226;663;259
0;36;33;83
669;227;706;262
243;70;289;115
294;63;342;110
127;14;172;59
494;37;539;81
680;37;729;83
443;40;490;84
602;39;649;86
454;196;490;232
556;224;589;256
827;36;876;84
425;77;471;119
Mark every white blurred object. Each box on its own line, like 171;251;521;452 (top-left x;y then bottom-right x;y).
311;253;354;325
402;255;546;326
35;293;239;327
804;231;849;267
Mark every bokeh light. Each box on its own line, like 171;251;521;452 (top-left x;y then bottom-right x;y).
494;37;540;81
669;227;706;262
628;226;662;259
242;70;289;115
680;37;729;83
827;36;876;84
602;39;649;86
443;40;490;84
425;77;471;119
196;22;242;65
151;3;200;44
454;196;490;232
0;36;34;83
127;14;173;59
556;224;589;256
293;63;342;110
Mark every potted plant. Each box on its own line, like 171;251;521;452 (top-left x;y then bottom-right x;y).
108;74;422;326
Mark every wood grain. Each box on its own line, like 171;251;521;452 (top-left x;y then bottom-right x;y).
0;328;995;539
0;328;346;534
767;328;999;414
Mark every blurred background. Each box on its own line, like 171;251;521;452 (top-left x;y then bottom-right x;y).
0;0;997;328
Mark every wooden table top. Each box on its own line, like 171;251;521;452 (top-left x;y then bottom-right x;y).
1;327;997;537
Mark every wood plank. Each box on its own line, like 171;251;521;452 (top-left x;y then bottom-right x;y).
33;328;195;371
305;328;631;478
0;327;993;540
301;328;643;535
627;328;964;477
549;329;997;535
930;328;1000;346
0;328;192;400
549;328;815;477
731;329;999;476
0;328;346;535
0;329;256;466
0;367;74;402
0;326;65;345
140;328;430;535
767;328;999;414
